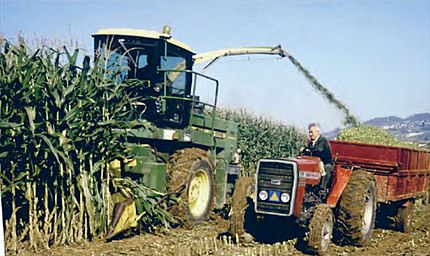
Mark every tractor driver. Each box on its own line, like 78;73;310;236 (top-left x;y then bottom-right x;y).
300;123;333;198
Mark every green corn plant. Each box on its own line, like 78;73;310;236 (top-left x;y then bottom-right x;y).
218;108;307;176
0;38;176;254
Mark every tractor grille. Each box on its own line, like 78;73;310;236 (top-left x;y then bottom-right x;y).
255;159;297;216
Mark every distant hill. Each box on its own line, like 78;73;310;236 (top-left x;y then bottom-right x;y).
324;112;430;144
366;116;403;126
323;128;341;140
405;113;430;122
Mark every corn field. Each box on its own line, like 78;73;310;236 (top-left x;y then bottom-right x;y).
0;38;174;254
218;109;306;175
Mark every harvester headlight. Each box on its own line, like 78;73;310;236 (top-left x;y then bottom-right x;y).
259;190;268;201
281;192;290;203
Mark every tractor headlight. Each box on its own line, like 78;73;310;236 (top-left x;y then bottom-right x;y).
259;190;268;201
280;192;290;203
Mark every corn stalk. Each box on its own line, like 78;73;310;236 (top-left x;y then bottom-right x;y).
0;38;171;254
218;108;307;176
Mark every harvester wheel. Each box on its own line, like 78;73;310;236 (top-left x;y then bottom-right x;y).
167;148;214;224
306;204;334;255
395;201;414;233
229;176;257;243
336;169;377;246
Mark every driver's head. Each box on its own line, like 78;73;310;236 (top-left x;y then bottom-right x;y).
308;122;321;141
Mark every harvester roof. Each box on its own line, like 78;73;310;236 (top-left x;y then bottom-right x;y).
92;28;194;53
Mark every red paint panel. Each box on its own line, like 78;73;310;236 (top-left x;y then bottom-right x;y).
294;184;306;217
410;151;418;170
330;140;400;167
418;151;430;169
330;140;430;171
384;170;430;201
375;175;389;202
292;156;322;186
326;166;352;207
387;175;398;201
400;150;410;170
417;174;425;191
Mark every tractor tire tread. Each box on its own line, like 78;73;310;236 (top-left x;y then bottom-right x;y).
336;170;376;246
230;176;255;238
307;204;334;255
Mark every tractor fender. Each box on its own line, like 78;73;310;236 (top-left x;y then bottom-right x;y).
326;166;353;207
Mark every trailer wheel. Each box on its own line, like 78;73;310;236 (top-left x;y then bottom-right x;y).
395;201;414;233
336;169;377;246
229;176;258;243
306;204;334;254
423;184;430;205
167;148;215;224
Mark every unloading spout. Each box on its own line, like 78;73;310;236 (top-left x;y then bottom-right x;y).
193;45;359;127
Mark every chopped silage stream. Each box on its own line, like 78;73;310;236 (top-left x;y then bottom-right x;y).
21;202;430;256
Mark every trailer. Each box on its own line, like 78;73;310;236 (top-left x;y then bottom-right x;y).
330;140;430;203
229;139;430;254
330;140;430;235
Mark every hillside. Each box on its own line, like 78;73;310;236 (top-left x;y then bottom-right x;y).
325;112;430;145
365;112;430;143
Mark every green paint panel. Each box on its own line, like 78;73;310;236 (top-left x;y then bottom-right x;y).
124;160;167;192
190;129;214;147
190;113;238;132
142;162;167;193
122;145;167;193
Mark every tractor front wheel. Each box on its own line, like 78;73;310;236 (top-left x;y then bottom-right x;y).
306;204;334;255
229;176;258;243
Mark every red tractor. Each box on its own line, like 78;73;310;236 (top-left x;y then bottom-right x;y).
230;140;430;254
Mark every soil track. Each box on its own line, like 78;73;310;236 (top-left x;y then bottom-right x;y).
18;202;430;256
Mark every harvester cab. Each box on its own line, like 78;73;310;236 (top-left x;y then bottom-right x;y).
92;26;288;129
93;26;198;128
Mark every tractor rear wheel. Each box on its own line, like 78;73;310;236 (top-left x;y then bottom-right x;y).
229;176;258;243
336;169;377;246
306;204;334;255
395;201;414;233
166;148;215;224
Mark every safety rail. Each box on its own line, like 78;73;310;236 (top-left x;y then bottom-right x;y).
158;68;219;134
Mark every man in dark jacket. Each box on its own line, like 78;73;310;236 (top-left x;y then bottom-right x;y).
300;123;333;197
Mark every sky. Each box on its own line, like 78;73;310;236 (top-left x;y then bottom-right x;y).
0;0;429;132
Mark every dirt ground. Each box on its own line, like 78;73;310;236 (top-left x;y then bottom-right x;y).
17;201;430;256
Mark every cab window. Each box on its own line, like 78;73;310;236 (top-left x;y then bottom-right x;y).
161;54;187;96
